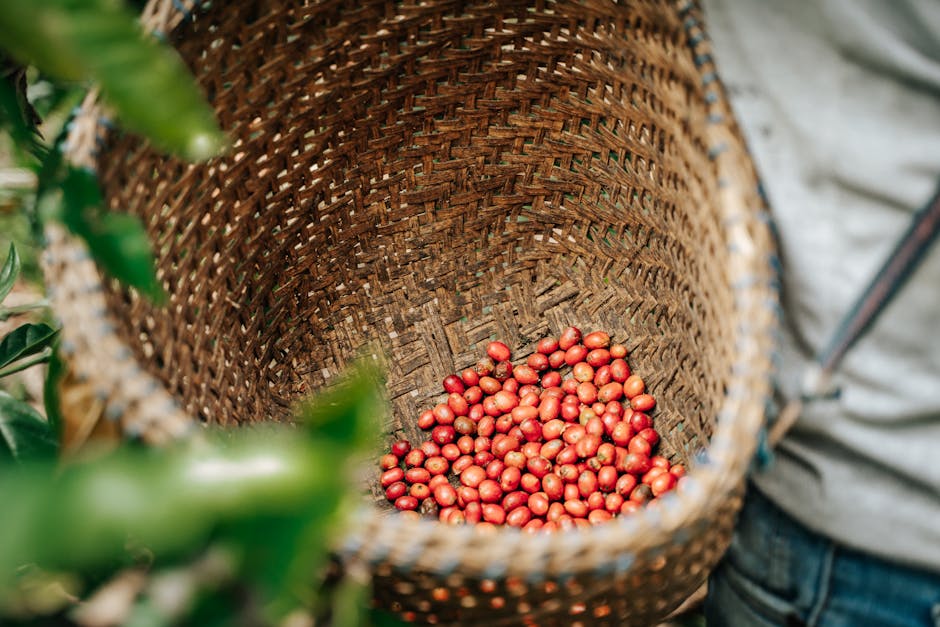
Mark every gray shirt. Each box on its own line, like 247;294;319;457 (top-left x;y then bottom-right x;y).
703;0;940;573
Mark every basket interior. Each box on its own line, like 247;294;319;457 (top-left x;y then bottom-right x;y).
95;0;736;494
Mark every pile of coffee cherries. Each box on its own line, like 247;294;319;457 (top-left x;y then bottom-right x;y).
378;327;685;532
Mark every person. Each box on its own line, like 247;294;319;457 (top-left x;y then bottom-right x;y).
699;1;940;625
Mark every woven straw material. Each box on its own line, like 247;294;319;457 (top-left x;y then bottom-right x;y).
43;0;778;623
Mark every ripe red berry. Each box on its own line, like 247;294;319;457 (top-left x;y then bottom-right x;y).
586;348;611;367
381;467;405;487
486;341;511;362
478;479;503;503
385;482;407;501
394;496;419;511
631;394;656;412
623;374;645;397
537;337;559;354
390;440;411;458
558;327;582;350
460;368;480;387
583;331;610;349
443;374;465;394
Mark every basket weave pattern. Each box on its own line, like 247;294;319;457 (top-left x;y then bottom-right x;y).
44;0;777;624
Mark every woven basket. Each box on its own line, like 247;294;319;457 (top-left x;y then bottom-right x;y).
43;0;777;624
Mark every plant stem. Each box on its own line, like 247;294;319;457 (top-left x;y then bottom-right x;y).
0;300;49;321
0;350;50;378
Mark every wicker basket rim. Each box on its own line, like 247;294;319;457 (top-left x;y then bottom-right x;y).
43;0;778;580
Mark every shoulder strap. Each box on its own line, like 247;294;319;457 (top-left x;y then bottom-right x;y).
769;181;940;446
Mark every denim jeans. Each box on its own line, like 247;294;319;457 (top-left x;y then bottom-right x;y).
705;484;940;627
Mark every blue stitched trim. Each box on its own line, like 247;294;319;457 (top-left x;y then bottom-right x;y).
644;509;663;529
171;0;199;30
592;558;615;577
708;142;728;159
693;449;710;467
105;402;125;421
731;274;760;290
434;553;459;576
172;0;194;20
367;539;391;565
672;525;690;546
752;426;774;470
677;1;695;17
338;535;362;556
613;552;635;575
395;536;425;571
482;560;507;579
526;566;546;583
756;180;770;202
727;383;752;401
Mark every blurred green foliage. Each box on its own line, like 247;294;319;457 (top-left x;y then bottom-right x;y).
0;362;392;625
0;212;41;284
0;391;57;461
53;164;166;302
0;0;225;161
0;0;230;302
0;246;58;462
0;243;20;302
0;2;408;625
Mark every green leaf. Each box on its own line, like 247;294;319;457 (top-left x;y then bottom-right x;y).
295;358;385;452
235;502;342;622
0;243;19;303
332;577;369;627
370;608;411;627
0;70;45;160
0;431;340;587
0;391;57;462
59;166;165;303
76;211;165;302
0;362;387;618
42;341;65;441
0;322;57;371
0;0;226;160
